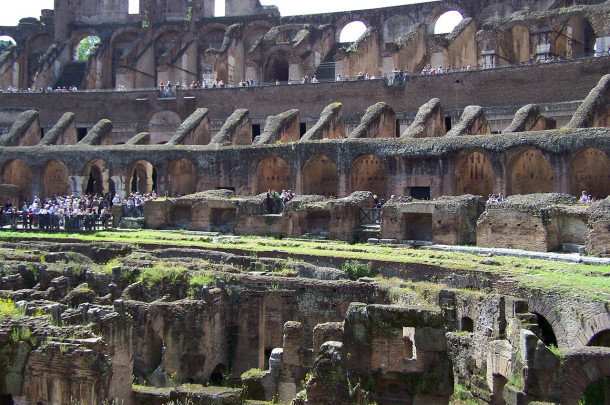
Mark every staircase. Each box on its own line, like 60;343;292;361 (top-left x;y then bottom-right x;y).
55;61;87;89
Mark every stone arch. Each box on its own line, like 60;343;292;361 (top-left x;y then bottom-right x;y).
110;28;140;86
534;312;558;347
198;24;228;51
551;15;597;58
302;155;338;197
168;158;197;196
0;35;17;47
589;330;610;347
127;160;157;195
1;159;32;203
149;110;183;144
561;348;610;404
425;3;469;36
243;21;273;52
528;299;568;347
25;34;54;81
569;148;610;199
82;159;111;196
433;10;464;35
507;147;554;195
349;154;387;198
254;156;291;195
453;150;495;197
264;50;290;83
335;14;371;43
69;31;102;60
42;159;71;198
154;28;182;62
209;363;226;386
339;21;368;43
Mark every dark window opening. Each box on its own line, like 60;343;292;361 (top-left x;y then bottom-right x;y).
396;119;401;137
252;124;261;141
445;116;452;132
40;128;45;139
404;213;433;241
410;187;431;200
461;317;474;332
77;128;88;142
300;122;307;138
209;364;226;386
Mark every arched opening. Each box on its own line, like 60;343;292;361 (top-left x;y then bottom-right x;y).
461;317;474;333
533;312;558;347
128;160;157;195
578;376;610;404
453;151;495;197
340;21;367;43
26;34;54;81
168;158;197;196
200;29;226;51
303;156;338;197
42;159;71;199
0;36;16;55
82;159;110;196
75;36;101;61
508;148;554;195
254;156;291;195
128;0;140;14
155;30;181;63
349;154;387;198
209;364;226;386
111;30;139;87
264;51;289;83
588;330;610;347
1;159;31;204
491;374;508;405
552;17;597;58
403;337;414;360
434;11;464;35
569;148;610;200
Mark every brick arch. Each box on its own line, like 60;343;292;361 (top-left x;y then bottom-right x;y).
424;3;469;36
263;48;292;82
168;158;197;196
126;159;157;195
560;347;610;404
243;20;274;53
197;23;229;51
507;147;554;195
109;27;141;46
302;155;338;197
42;159;71;199
453;149;496;197
154;27;182;57
527;299;569;348
82;158;112;196
574;313;610;347
68;30;103;59
1;159;32;203
568;148;610;199
254;156;291;195
550;14;598;58
349;154;387;199
335;14;372;43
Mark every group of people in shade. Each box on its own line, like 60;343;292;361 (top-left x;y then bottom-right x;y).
266;189;296;214
0;191;157;231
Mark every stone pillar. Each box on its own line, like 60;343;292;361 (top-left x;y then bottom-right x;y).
112;174;127;198
30;166;43;202
278;321;303;403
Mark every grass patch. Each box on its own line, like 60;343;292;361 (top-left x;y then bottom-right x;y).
138;262;189;286
341;260;374;281
241;368;265;379
189;273;215;287
0;298;23;320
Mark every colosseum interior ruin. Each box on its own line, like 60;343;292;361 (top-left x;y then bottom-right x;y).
0;0;610;404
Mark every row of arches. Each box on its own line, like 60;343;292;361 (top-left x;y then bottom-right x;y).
2;147;608;202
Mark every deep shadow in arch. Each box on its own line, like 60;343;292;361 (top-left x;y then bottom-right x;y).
578;376;610;405
533;312;558;347
264;51;289;83
209;363;226;386
588;330;610;347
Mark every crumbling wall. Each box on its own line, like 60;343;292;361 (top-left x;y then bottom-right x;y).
401;98;446;138
349;102;396;139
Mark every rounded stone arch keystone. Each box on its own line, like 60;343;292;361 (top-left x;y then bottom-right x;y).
82;158;112;196
126;159;158;195
560;347;610;404
168;158;197;196
424;3;469;36
335;14;372;43
527;299;568;348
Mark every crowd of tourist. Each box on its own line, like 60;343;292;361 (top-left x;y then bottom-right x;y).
0;191;157;231
265;189;295;214
580;191;598;203
486;193;507;206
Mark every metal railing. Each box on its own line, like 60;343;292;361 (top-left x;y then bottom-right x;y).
359;208;381;225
